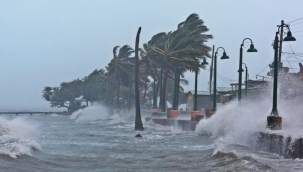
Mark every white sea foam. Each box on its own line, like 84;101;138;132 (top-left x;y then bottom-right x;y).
70;105;111;123
196;93;303;146
0;117;40;158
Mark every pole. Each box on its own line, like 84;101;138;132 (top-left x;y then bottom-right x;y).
271;32;279;116
238;45;243;101
278;20;284;64
193;59;198;111
245;66;248;97
212;53;217;111
209;45;215;95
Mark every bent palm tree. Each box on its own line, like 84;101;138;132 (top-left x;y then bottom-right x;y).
135;27;144;131
152;13;213;111
107;45;134;110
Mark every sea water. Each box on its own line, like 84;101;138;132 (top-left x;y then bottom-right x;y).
0;104;303;172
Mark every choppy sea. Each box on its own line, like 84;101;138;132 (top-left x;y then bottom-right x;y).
1;104;303;172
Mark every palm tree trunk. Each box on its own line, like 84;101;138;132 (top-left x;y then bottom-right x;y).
142;69;149;108
117;78;120;110
134;27;144;131
161;64;168;112
176;72;181;109
158;70;163;109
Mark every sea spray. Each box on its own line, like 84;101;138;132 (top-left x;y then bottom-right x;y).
0;116;40;158
70;105;112;123
196;97;273;145
196;87;303;147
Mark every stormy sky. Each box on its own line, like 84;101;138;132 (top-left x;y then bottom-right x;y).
0;0;302;110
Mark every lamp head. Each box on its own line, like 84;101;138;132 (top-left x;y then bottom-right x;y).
283;31;296;41
220;52;229;59
201;58;209;65
247;44;258;52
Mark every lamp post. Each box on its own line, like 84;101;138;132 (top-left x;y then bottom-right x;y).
190;58;208;121
242;63;248;97
268;21;296;130
212;47;229;111
238;38;257;101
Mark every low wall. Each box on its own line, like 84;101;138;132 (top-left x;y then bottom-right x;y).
256;132;303;159
145;117;196;131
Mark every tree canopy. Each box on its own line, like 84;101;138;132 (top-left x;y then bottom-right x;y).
42;13;212;113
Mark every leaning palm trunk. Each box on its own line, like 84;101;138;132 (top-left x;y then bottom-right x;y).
155;79;160;109
116;78;120;111
175;73;181;109
142;68;149;108
161;64;168;112
134;27;144;131
158;70;163;109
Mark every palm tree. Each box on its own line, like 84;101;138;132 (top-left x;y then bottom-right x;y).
134;27;144;131
152;13;213;111
106;45;134;110
139;33;167;108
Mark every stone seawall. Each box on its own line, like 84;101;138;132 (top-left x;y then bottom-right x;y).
145;115;303;159
256;132;303;159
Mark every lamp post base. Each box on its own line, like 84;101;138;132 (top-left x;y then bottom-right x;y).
267;116;282;130
191;111;200;121
169;110;178;118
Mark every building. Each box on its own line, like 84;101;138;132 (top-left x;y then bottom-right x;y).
186;87;233;111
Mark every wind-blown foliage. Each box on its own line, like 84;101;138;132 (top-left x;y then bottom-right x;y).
42;13;212;113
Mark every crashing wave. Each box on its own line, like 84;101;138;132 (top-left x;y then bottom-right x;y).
0;117;40;158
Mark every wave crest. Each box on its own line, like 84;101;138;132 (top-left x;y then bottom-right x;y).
0;117;40;158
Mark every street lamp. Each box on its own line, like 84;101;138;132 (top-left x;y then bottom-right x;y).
242;63;248;97
238;38;257;101
278;20;296;63
212;47;229;111
268;21;296;130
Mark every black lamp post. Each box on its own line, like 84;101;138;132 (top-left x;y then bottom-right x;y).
268;20;296;130
212;47;229;111
242;63;248;97
238;38;257;101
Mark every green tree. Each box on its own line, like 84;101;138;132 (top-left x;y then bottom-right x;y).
106;45;135;110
